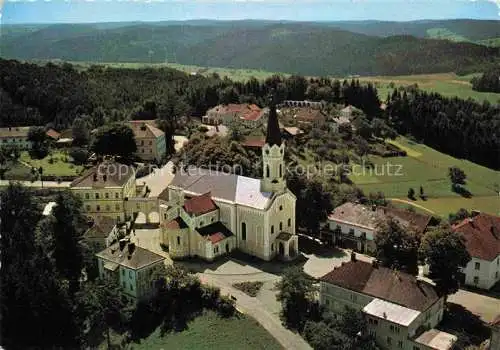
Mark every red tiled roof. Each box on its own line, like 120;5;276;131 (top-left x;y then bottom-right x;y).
164;217;188;230
320;260;439;311
196;221;233;244
378;206;432;235
452;213;500;261
241;137;266;148
241;110;263;121
183;192;217;216
46;128;60;140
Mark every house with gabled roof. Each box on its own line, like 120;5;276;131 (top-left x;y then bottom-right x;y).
161;97;298;261
320;257;456;350
452;212;500;289
126;121;166;162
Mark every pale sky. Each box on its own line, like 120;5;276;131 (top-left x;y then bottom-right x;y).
1;0;499;24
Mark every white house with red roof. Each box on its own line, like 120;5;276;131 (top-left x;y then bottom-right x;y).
202;103;266;126
161;96;298;261
452;213;500;290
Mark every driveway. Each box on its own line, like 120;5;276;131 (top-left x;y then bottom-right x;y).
136;161;174;197
448;289;500;323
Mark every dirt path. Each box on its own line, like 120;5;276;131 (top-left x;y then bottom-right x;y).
389;198;436;214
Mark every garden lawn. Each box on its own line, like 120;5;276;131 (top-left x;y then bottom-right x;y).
127;310;283;350
20;150;83;177
350;136;499;216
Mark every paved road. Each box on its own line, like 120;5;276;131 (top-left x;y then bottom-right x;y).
136;161;175;197
389;198;436;214
199;273;312;350
0;179;71;188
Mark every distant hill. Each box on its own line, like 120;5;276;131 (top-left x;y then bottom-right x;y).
1;20;499;76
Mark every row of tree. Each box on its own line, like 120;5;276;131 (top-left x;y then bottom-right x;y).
385;89;500;169
471;67;500;93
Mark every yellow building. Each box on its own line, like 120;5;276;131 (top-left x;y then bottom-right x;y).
70;161;136;223
0;126;32;149
96;239;165;302
127;121;166;162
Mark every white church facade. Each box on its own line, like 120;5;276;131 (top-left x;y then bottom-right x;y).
160;97;299;261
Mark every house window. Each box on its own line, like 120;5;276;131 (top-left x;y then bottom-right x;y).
325;299;330;305
122;281;126;288
271;225;274;234
96;205;100;211
475;262;480;270
116;203;120;210
164;213;167;220
86;205;91;211
279;205;283;211
105;192;109;199
177;236;181;245
279;222;283;231
85;193;90;199
496;271;498;278
473;276;479;284
149;141;152;145
271;244;274;251
288;218;291;227
242;222;247;240
141;140;144;146
387;337;392;345
129;271;132;278
130;284;133;291
349;228;354;235
106;205;110;211
369;330;376;337
115;193;119;199
398;340;403;348
122;269;125;276
95;193;99;199
351;294;357;302
200;221;203;227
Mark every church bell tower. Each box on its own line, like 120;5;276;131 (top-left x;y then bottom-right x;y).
261;94;286;193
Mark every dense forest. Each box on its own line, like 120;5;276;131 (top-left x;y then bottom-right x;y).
385;89;500;169
1;21;499;76
0;58;498;170
471;66;500;93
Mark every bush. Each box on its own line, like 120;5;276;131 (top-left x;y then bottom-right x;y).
69;147;89;165
216;295;235;318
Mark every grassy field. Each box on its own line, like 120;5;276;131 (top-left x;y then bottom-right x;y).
358;73;500;104
20;150;83;176
349;137;500;217
127;310;283;350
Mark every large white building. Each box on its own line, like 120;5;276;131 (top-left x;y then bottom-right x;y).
320;258;456;350
161;98;299;261
452;213;500;290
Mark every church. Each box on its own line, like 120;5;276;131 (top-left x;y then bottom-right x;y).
160;98;299;261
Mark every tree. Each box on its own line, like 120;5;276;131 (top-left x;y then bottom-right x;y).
275;266;317;331
407;187;415;200
0;184;81;348
420;226;471;298
375;218;419;275
448;208;470;225
77;279;131;349
299;179;333;234
51;191;87;294
72;116;90;146
419;185;425;199
91;123;137;159
28;126;49;158
448;166;466;186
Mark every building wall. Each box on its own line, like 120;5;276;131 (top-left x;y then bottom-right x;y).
327;218;376;254
236;205;266;259
491;327;500;350
73;187;126;222
167;227;191;258
261;143;286;193
319;281;374;312
463;256;500;290
0;137;32;149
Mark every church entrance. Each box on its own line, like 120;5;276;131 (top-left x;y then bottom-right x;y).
279;242;285;256
225;243;229;253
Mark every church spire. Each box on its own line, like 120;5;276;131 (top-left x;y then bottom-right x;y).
266;93;282;146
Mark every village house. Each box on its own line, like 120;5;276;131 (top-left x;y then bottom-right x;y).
452;212;500;290
279;107;326;126
320;258;456;350
126;121;166;162
84;216;127;247
0;126;32;149
326;203;431;254
161;99;299;261
202;104;266;126
70;161;137;223
96;238;165;302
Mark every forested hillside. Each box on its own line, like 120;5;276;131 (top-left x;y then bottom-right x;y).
1;21;499;76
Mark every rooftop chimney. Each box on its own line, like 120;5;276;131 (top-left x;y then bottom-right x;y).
119;239;127;251
471;210;481;218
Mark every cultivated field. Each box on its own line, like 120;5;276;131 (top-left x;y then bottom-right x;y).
350;137;500;217
126;310;283;350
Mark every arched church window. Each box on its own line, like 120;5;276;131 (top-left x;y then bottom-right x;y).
266;165;270;178
242;222;247;240
279;205;283;211
279;222;283;231
279;164;282;177
288;218;291;227
271;225;274;234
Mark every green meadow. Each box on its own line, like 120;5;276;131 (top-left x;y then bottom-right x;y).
350;137;500;217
